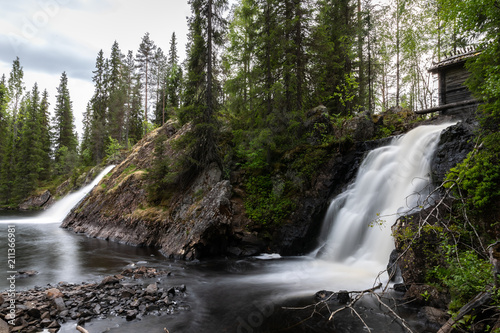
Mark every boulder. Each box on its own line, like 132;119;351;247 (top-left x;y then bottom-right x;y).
431;120;475;185
0;318;9;333
45;288;63;299
19;190;52;210
145;283;158;295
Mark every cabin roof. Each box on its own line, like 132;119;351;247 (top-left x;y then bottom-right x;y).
428;49;481;73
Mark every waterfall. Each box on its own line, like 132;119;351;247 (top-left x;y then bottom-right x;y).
0;165;115;224
316;123;453;266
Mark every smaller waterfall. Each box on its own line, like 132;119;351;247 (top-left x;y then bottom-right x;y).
0;165;115;224
316;124;453;266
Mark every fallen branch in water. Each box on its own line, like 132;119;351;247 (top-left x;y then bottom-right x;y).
76;326;90;333
283;283;384;332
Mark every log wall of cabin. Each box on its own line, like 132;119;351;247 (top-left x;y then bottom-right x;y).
439;65;473;105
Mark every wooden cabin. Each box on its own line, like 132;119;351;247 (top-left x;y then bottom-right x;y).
416;49;480;116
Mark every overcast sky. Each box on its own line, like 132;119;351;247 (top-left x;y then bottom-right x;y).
0;0;192;137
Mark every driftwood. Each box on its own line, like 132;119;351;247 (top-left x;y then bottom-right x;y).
437;291;493;333
76;325;90;333
283;283;414;333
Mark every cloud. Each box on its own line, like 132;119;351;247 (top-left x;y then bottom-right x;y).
0;28;97;80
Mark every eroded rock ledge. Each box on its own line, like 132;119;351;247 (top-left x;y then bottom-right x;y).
62;122;233;260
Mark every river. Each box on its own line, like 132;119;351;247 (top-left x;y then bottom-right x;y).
0;123;453;332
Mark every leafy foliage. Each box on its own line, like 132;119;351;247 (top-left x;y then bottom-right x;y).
430;243;493;311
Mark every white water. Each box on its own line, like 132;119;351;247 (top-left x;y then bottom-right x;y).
316;123;453;265
0;165;115;224
241;123;454;294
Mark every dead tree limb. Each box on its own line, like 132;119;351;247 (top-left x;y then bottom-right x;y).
76;326;90;333
374;293;415;333
437;291;493;333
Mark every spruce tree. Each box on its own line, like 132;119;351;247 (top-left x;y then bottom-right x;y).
311;0;357;115
166;32;182;109
52;72;77;175
108;41;127;144
7;57;25;140
0;76;12;204
39;89;52;180
182;0;228;179
153;47;168;126
136;32;157;131
89;50;109;163
13;84;43;200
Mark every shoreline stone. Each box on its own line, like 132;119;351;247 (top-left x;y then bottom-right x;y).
0;266;188;333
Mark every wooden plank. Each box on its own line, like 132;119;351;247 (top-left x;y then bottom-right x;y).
414;99;478;114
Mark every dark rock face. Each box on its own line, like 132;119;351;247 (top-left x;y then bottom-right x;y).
62;122;234;260
19;190;52;210
271;137;392;255
430;120;476;185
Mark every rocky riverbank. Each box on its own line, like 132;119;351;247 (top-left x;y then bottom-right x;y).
0;266;188;332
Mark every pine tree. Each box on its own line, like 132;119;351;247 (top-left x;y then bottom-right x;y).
136;32;157;131
52;72;77;175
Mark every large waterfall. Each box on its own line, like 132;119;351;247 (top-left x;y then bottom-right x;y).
0;165;115;224
240;123;453;294
316;123;452;266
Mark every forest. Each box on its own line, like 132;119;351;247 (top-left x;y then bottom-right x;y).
0;0;500;330
1;0;483;206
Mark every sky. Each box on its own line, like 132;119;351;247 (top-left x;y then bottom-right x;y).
0;0;192;137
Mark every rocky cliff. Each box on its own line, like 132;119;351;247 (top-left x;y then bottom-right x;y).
62;114;474;261
62;122;233;260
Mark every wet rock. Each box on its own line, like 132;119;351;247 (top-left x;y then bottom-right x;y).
315;290;333;301
387;249;401;281
53;297;66;312
19;190;52;210
121;288;135;298
393;283;408;293
0;318;9;332
431;120;476;185
419;306;449;332
337;290;351;304
15;270;39;278
45;288;63;299
145;283;158;295
404;284;448;309
126;310;137;321
99;275;119;286
27;307;41;319
314;290;350;304
0;265;187;332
